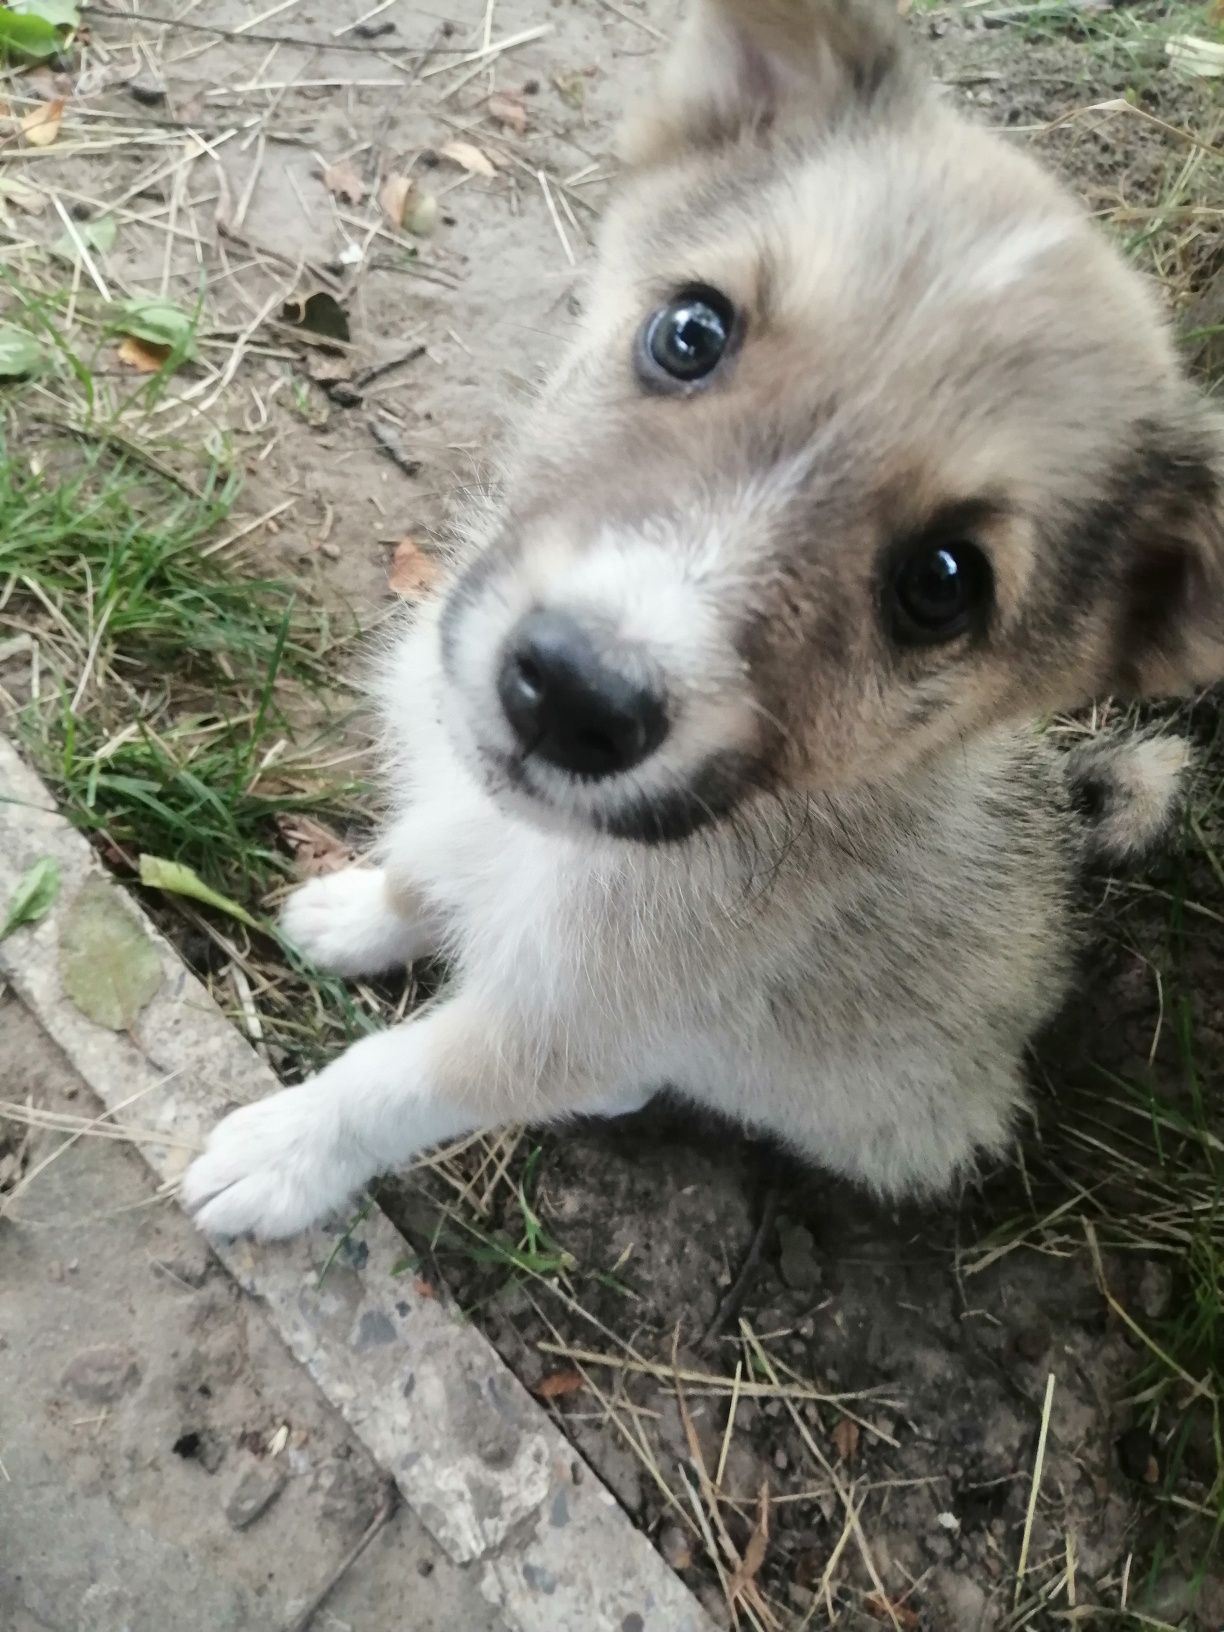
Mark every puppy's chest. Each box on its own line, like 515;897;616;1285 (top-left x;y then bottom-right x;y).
404;781;882;1019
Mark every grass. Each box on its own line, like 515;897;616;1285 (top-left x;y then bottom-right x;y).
0;436;357;901
0;291;386;1071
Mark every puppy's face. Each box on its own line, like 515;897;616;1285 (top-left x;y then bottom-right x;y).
440;0;1224;843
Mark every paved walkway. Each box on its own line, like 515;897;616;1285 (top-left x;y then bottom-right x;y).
0;993;506;1632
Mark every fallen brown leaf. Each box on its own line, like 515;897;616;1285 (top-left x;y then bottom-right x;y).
831;1417;860;1463
321;159;365;206
116;335;172;373
438;139;496;178
865;1595;919;1629
533;1369;584;1401
488;91;529;134
413;1277;437;1299
379;172;412;227
275;814;356;879
387;535;440;600
21;99;65;148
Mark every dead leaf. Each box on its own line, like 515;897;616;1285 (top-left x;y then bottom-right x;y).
21;98;65;148
116;334;172;373
321;159;365;206
488;91;528;134
275;814;356;879
533;1370;584;1401
728;1484;770;1600
387;535;440;600
865;1596;920;1630
438;139;496;178
412;1277;436;1299
378;172;412;227
1165;34;1224;77
831;1417;860;1463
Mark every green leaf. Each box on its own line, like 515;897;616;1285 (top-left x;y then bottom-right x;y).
1;858;61;940
138;854;260;930
0;322;45;380
50;214;118;265
111;297;197;360
12;0;80;27
0;10;61;58
58;877;163;1031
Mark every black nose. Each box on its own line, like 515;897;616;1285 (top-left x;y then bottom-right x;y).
497;610;667;779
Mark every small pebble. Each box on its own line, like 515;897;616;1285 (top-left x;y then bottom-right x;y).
128;76;167;106
224;1463;288;1530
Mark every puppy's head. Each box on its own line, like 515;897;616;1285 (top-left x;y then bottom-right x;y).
440;0;1224;843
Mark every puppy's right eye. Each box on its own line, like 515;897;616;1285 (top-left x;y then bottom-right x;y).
638;286;738;390
888;539;993;645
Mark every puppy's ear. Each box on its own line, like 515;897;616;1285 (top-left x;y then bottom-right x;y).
1108;413;1224;697
621;0;919;167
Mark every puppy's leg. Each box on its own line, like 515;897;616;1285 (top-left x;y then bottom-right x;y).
279;865;440;977
183;997;593;1240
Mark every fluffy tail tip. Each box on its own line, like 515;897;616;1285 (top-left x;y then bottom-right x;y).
1065;731;1193;865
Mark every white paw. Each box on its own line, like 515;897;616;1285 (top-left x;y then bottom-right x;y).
182;1085;364;1240
280;869;427;978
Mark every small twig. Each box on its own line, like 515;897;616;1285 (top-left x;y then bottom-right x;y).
334;0;400;39
419;23;552;80
535;1341;890;1407
283;1479;398;1632
79;5;500;55
537;170;575;267
324;344;427;407
1014;1372;1056;1610
701;1183;781;1348
368;417;422;477
49;195;112;301
354;343;427;392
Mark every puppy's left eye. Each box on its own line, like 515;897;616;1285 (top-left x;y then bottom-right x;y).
888;540;993;645
638;286;737;389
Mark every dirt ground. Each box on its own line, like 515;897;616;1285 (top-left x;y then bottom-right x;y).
4;1;1223;1628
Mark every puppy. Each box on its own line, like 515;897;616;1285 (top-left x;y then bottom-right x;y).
184;0;1221;1240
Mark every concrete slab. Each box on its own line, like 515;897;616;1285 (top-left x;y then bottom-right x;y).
0;993;506;1632
0;735;714;1632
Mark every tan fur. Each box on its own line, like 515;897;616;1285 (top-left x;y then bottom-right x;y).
183;0;1214;1242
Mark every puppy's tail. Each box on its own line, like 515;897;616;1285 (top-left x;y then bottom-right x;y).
1063;730;1192;866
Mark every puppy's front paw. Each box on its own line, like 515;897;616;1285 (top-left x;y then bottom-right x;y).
280;869;429;978
182;1086;361;1240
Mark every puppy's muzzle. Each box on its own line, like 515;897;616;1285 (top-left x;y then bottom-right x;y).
497;609;667;780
